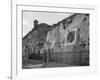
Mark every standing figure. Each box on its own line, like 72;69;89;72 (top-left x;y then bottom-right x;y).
43;49;49;63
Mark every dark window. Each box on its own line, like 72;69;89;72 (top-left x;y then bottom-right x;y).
67;31;75;43
83;17;87;22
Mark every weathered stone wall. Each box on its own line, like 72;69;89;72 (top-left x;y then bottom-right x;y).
49;51;89;66
43;13;89;65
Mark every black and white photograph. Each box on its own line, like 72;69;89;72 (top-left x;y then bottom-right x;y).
22;11;89;69
0;0;99;80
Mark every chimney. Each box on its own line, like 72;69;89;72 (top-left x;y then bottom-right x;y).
34;20;38;29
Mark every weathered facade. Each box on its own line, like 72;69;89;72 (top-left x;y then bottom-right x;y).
43;13;89;52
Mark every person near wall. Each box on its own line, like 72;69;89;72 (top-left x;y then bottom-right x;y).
43;49;50;63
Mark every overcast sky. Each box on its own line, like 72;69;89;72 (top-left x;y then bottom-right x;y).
23;11;73;37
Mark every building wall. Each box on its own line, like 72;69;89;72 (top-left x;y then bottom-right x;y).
44;14;89;52
44;14;89;65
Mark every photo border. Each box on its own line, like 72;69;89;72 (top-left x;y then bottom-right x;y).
11;3;97;80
